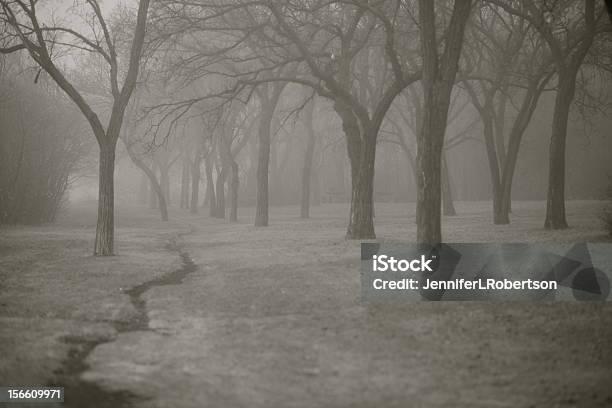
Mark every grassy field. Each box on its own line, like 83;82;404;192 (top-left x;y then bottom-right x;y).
1;200;611;407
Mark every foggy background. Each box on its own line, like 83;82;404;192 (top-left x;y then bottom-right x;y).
2;1;612;407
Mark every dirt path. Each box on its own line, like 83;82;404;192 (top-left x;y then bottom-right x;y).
75;207;612;408
53;236;198;408
2;202;611;408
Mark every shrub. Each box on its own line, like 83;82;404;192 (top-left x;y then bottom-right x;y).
0;61;89;225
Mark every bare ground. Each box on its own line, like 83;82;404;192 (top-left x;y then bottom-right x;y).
1;201;611;408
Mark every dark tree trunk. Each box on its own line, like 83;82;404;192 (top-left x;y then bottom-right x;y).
481;116;508;225
94;145;116;256
441;152;457;216
333;100;377;239
254;84;285;226
416;0;471;246
255;108;273;226
543;0;594;229
300;103;316;219
346;133;376;239
416;112;445;245
190;154;201;214
544;70;576;230
499;107;533;224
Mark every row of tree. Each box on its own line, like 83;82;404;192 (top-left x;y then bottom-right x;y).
1;0;610;254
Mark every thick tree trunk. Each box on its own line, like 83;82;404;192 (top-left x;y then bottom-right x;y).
441;152;457;216
544;71;576;230
190;154;201;214
416;0;471;246
229;160;239;222
346;133;376;239
255;109;273;226
94;145;116;256
334;100;376;239
300;104;316;219
416;111;445;245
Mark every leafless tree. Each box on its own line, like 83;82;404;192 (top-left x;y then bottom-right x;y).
488;0;609;229
416;0;473;245
461;3;555;224
0;0;151;255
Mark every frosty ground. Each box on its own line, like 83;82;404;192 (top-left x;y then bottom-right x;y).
1;201;611;408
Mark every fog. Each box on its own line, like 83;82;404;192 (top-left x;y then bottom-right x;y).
1;1;612;407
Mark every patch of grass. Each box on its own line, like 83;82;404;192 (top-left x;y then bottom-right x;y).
0;203;188;386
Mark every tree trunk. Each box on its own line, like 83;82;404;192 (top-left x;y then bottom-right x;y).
137;165;167;222
180;157;190;209
544;70;576;230
441;152;457;216
229;160;239;222
333;100;376;239
94;145;116;256
255;108;273;226
138;172;148;205
150;176;168;222
190;154;201;214
416;0;471;246
204;155;216;217
160;165;170;208
215;167;227;219
300;104;316;219
122;141;169;221
481;116;508;224
416;110;445;245
346;133;376;239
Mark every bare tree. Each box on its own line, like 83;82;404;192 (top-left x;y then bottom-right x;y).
254;81;286;226
462;4;554;224
151;0;421;238
416;0;473;245
0;0;151;255
384;86;476;217
488;0;607;229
